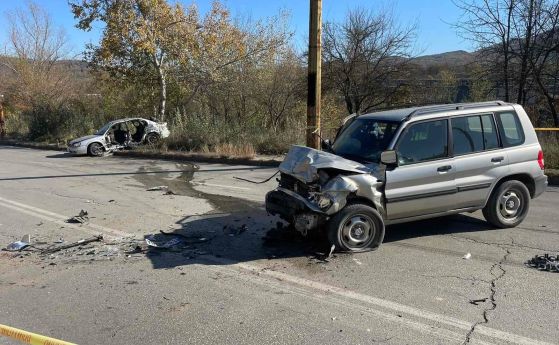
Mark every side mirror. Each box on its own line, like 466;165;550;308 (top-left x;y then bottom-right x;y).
380;150;398;166
321;139;332;150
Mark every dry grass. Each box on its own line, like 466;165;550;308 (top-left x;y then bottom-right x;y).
213;143;256;159
538;132;559;169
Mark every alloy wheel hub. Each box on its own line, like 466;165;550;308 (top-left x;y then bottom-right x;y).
500;191;521;218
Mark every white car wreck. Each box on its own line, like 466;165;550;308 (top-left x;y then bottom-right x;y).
67;118;170;156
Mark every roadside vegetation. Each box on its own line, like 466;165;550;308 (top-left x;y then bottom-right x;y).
0;0;558;167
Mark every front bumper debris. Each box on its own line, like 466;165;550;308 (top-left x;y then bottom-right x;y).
265;189;320;221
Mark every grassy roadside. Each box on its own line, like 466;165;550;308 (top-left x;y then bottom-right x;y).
0;139;283;167
2;139;558;185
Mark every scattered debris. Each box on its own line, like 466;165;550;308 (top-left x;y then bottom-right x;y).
108;199;115;203
525;254;559;272
67;210;89;224
159;230;212;244
5;235;31;252
463;253;472;260
352;258;362;265
42;235;104;254
164;190;176;195
469;298;488;305
328;244;335;259
145;234;182;249
54;238;64;244
147;186;168;191
223;224;248;236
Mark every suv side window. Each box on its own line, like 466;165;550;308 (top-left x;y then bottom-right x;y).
497;112;524;147
452;114;500;155
481;114;499;149
397;120;448;165
452;116;484;155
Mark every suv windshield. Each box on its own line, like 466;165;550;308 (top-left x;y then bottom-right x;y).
95;123;112;136
331;118;399;163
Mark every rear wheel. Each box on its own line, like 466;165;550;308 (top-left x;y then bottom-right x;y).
87;142;104;157
327;203;385;253
145;133;159;145
482;180;530;228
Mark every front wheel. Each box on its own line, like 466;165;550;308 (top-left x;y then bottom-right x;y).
87;142;104;157
327;203;385;253
482;180;530;228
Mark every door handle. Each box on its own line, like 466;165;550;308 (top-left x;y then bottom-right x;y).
437;165;452;172
491;156;505;163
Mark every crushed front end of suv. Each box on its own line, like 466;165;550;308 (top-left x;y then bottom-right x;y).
266;102;548;253
67;118;170;156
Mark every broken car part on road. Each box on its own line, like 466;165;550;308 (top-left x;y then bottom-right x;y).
67;210;89;224
525;254;559;272
4;235;31;252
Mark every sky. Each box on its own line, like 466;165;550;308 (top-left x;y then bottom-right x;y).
0;0;474;57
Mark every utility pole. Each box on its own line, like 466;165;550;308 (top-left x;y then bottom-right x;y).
0;95;5;139
306;0;322;149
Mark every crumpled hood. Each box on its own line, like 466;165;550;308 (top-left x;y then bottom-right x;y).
279;145;371;183
69;135;100;145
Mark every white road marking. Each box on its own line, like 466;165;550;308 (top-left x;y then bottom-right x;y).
0;196;132;239
191;182;251;190
203;256;554;345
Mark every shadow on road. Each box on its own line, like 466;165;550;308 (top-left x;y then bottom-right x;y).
142;209;496;270
46;153;75;159
128;162;499;269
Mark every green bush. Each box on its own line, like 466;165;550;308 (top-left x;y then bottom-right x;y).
165;113;305;155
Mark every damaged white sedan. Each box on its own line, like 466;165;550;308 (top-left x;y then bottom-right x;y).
67;118;170;156
266;102;547;252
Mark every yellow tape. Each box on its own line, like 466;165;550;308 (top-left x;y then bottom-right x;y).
0;324;77;345
535;128;559;131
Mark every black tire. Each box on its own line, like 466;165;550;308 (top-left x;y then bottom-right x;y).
145;133;159;145
482;180;530;228
327;203;385;253
87;142;104;157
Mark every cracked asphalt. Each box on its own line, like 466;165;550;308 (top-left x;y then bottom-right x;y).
0;146;558;345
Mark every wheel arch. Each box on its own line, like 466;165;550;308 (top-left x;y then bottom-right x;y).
87;141;106;151
484;173;536;207
346;194;377;209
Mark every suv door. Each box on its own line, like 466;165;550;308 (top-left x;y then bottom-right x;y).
452;113;509;209
385;119;456;220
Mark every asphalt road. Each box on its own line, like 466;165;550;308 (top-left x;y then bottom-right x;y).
0;146;558;345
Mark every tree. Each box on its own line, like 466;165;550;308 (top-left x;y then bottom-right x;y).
455;0;559;125
322;7;417;114
1;1;71;106
521;0;559;126
71;0;198;121
453;0;516;102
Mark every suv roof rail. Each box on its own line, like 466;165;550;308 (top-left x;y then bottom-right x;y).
404;100;507;121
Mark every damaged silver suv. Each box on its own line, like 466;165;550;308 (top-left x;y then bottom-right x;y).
266;101;548;252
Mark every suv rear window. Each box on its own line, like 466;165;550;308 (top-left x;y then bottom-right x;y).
497;112;524;147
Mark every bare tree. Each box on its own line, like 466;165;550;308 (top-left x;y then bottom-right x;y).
453;0;516;102
527;0;559;126
1;1;71;106
322;7;417;114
